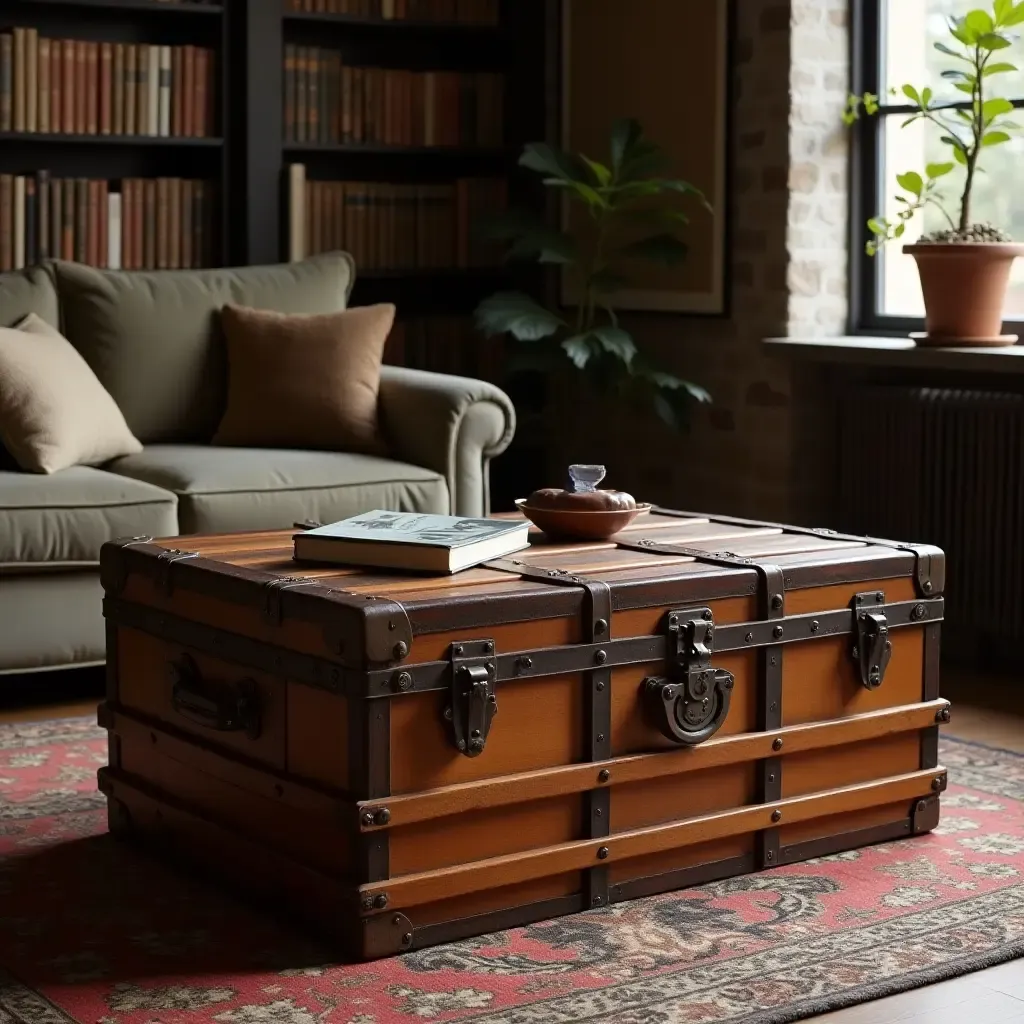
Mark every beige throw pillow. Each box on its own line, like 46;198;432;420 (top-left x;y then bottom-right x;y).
0;313;142;474
213;302;395;453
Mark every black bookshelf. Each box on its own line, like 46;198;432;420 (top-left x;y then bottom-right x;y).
1;0;230;265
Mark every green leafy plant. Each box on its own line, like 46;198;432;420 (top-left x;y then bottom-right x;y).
473;118;712;431
844;0;1024;254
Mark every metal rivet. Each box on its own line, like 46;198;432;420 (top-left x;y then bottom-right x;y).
875;592;884;602
373;894;388;909
597;846;609;860
766;850;774;862
668;615;678;626
703;609;713;620
517;656;533;672
597;733;605;742
598;769;610;783
770;655;777;667
471;729;481;738
595;680;605;692
772;738;783;751
361;896;373;910
771;809;782;823
443;706;453;720
594;618;608;634
923;580;934;594
394;671;413;693
388;621;396;631
916;799;928;814
595;650;607;664
361;811;375;827
484;641;494;653
594;807;603;817
401;932;413;947
936;706;951;723
374;808;391;826
772;625;784;639
745;632;754;643
592;895;604;906
769;701;778;713
453;644;464;656
456;739;466;751
768;773;776;783
770;593;783;610
932;776;944;791
851;646;859;659
810;620;819;633
912;603;927;620
393;915;402;925
393;641;408;660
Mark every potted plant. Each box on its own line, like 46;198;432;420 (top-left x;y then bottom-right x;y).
845;0;1024;345
473;118;711;431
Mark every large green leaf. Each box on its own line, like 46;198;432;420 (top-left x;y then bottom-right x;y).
580;155;612;186
519;143;585;182
616;233;689;265
948;16;972;43
925;161;956;178
996;0;1014;20
902;84;922;105
561;334;595;369
474;292;565;341
983;129;1012;145
504;228;578;265
542;177;609;208
610;118;644;173
1004;2;1024;26
934;40;970;59
896;170;923;196
964;9;994;39
983;97;1015;123
978;31;1012;49
982;61;1018;75
590;326;637;365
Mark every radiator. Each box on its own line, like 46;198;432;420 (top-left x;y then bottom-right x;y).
837;385;1024;659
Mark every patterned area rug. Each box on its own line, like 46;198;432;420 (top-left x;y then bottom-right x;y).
1;719;1023;1024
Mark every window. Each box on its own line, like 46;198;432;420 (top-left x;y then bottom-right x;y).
852;0;1024;329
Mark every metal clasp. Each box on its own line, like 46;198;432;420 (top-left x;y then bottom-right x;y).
446;640;498;757
851;591;892;690
644;608;734;746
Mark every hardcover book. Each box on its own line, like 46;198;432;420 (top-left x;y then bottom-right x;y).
293;509;529;573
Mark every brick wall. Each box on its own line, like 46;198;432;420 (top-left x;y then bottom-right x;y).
551;0;849;524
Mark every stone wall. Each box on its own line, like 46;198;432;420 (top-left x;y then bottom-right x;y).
553;0;850;525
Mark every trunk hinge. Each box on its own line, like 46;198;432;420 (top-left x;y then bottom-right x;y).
851;591;893;690
446;640;498;757
643;608;735;746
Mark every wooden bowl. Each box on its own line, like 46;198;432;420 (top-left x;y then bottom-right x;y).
515;499;652;541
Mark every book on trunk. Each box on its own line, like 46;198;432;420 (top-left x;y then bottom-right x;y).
293;510;530;573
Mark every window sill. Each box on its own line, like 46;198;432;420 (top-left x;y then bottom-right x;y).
764;336;1024;375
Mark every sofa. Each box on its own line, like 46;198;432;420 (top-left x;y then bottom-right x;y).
0;253;516;676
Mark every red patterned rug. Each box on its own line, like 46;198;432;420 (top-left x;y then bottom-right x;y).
1;718;1023;1024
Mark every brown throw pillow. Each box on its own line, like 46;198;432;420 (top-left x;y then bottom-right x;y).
0;313;142;474
214;303;395;453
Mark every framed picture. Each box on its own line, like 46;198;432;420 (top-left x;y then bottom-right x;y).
560;0;731;315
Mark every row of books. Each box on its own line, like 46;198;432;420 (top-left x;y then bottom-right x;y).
283;52;503;148
0;174;215;272
287;165;506;271
285;0;499;23
0;30;216;137
385;315;505;385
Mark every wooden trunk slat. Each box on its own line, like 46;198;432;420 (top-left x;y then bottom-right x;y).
99;509;946;958
359;768;944;909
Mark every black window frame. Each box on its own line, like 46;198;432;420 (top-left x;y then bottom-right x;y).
849;0;1024;334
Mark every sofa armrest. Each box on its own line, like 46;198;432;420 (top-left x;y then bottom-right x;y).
378;366;516;517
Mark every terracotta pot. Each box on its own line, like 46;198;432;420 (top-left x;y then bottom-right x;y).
903;242;1024;347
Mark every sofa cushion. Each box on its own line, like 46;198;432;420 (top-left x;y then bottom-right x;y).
0;265;60;330
51;252;356;444
214;302;394;454
0;314;142;474
0;467;178;569
105;445;448;534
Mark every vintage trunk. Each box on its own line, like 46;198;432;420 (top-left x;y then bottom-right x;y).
97;509;949;959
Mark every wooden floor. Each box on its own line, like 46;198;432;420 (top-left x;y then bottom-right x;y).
2;666;1022;1022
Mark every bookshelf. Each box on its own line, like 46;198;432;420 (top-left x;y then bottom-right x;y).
0;0;229;269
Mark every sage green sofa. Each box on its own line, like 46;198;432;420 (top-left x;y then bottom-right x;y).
0;254;515;675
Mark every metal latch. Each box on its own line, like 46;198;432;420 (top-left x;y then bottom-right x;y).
445;640;498;757
851;591;892;690
643;608;734;746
